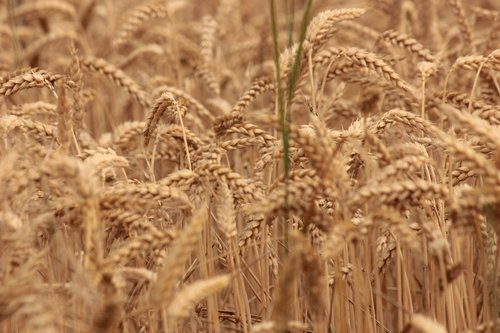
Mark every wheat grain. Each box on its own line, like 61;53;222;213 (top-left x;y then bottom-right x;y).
314;47;417;96
168;274;230;319
446;0;474;51
349;179;450;208
306;8;366;54
379;29;437;62
81;56;150;108
56;79;72;152
22;30;79;62
113;1;169;47
0;70;60;96
151;203;207;306
106;228;176;266
0;115;57;139
153;85;214;122
11;1;76;21
99;183;192;211
9;102;57;118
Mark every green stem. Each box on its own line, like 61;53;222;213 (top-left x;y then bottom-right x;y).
286;0;312;109
270;0;313;254
270;0;288;182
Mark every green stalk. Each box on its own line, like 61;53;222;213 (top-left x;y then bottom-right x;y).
270;0;290;257
270;0;312;254
286;0;312;109
271;0;312;183
269;0;288;182
283;0;312;183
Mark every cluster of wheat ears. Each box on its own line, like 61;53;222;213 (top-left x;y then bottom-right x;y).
0;0;499;332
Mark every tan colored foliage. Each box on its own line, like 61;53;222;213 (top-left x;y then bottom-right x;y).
0;0;498;332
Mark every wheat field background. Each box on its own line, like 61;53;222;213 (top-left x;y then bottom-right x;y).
0;0;499;332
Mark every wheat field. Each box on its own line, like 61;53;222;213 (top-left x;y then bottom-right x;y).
0;0;499;332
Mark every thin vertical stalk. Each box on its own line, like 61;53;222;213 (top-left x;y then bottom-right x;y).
270;0;290;258
286;0;312;110
7;0;21;67
270;0;312;254
269;0;288;182
284;0;295;47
